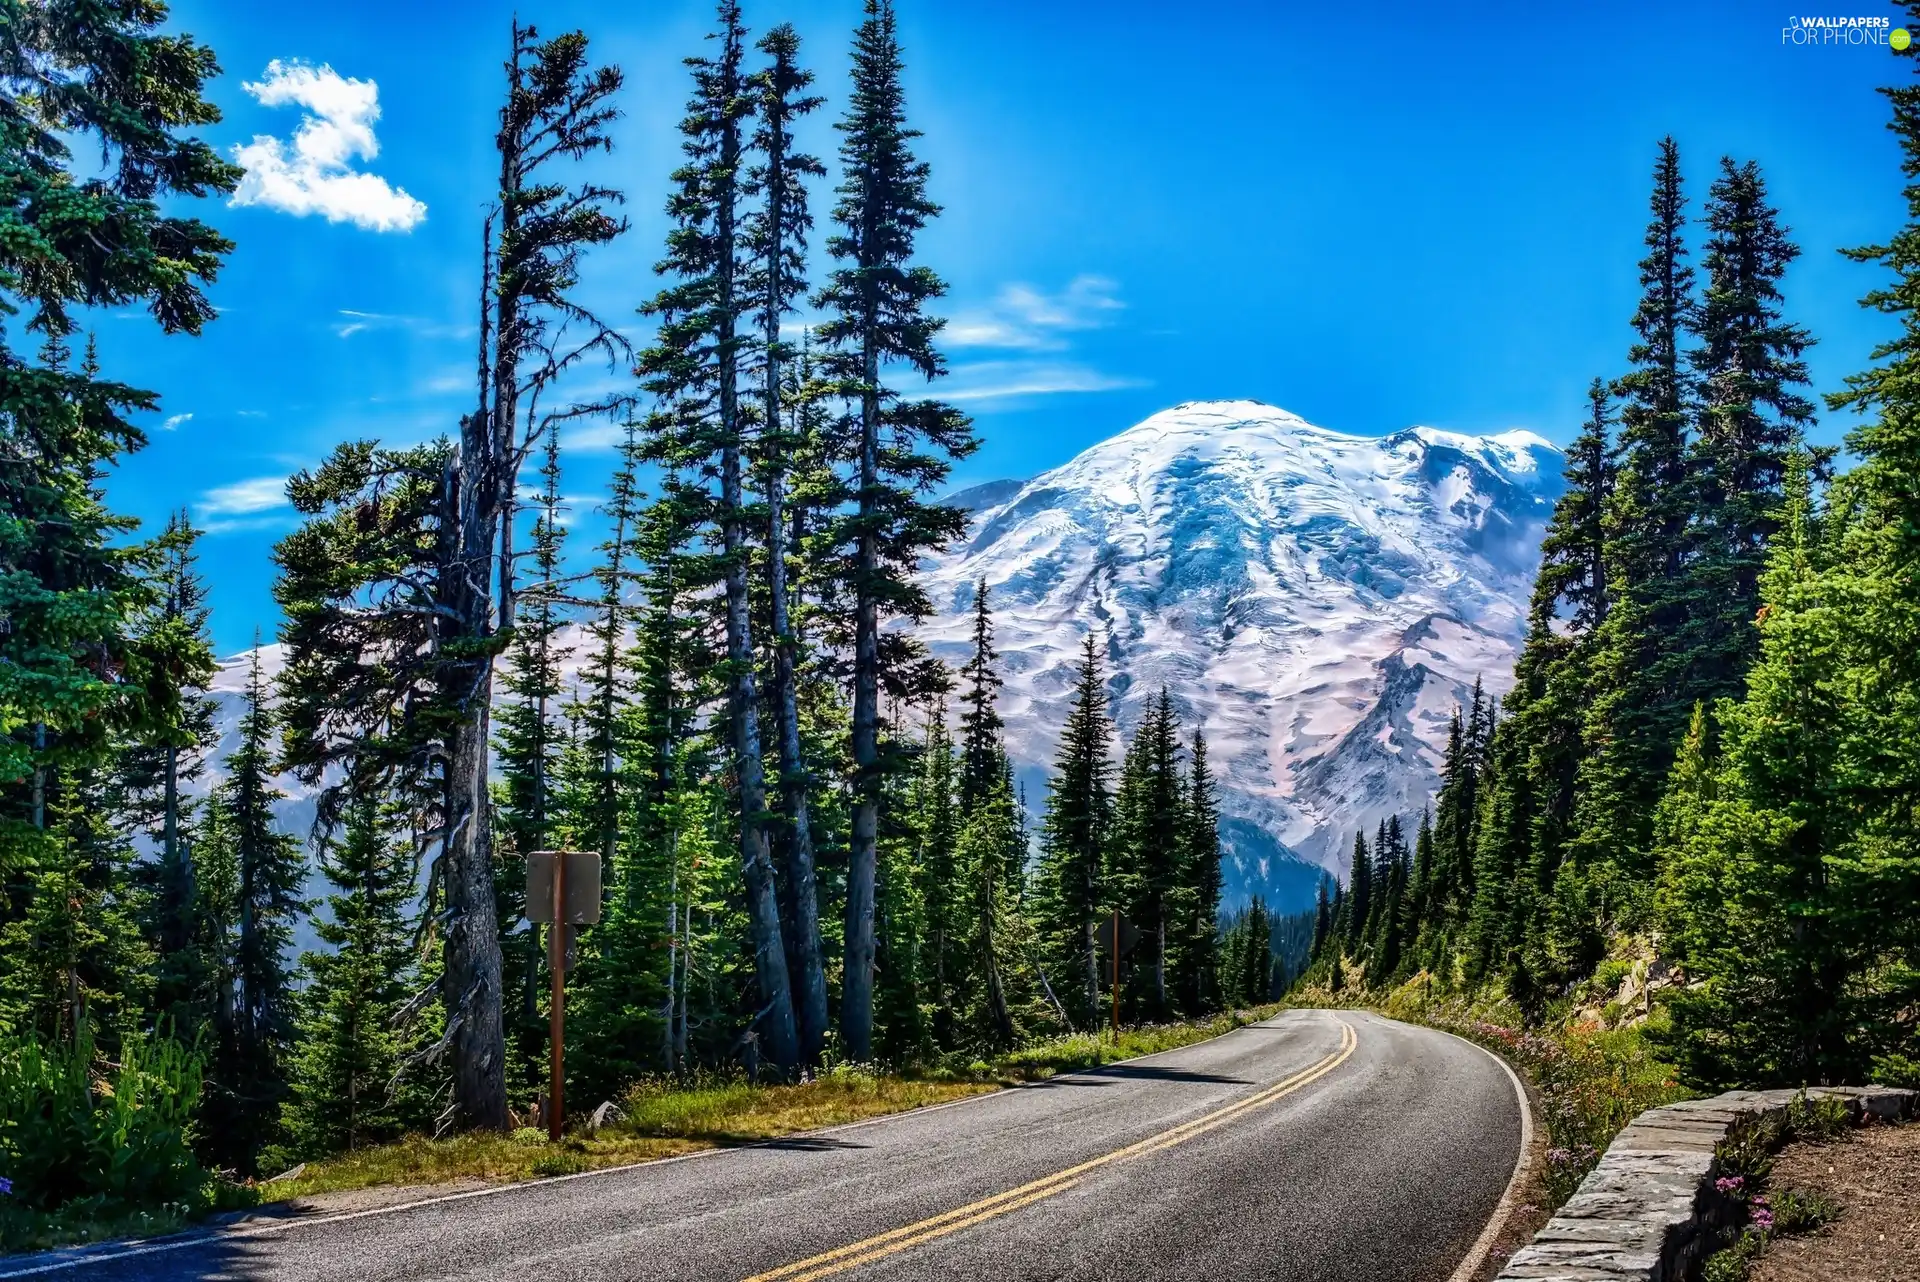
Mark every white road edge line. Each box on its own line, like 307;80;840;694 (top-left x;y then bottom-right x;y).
0;1011;1313;1279
1433;1020;1536;1282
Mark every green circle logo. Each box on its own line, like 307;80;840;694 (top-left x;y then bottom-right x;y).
1895;27;1913;50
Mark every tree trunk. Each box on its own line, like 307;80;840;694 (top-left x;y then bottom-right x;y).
438;345;509;1130
843;339;882;1062
984;878;1013;1047
763;213;828;1070
719;118;798;1077
163;743;180;869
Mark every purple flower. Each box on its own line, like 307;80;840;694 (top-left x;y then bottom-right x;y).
0;1177;12;1196
1752;1208;1775;1231
1714;1175;1746;1195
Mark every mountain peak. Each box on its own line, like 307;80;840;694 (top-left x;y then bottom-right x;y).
918;400;1567;913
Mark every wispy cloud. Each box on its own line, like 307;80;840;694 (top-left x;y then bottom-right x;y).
199;475;290;517
237;410;268;419
945;276;1125;351
230;60;426;233
162;412;193;431
940;361;1145;404
331;308;472;342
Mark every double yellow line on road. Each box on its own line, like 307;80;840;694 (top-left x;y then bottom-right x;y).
742;1019;1358;1282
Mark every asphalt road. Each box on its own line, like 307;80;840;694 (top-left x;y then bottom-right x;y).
4;1010;1527;1282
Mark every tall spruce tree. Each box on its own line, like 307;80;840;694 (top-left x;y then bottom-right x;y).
1176;729;1222;1012
1033;635;1115;1025
123;512;219;1036
639;0;801;1076
1686;156;1816;711
204;647;305;1172
957;580;1008;814
1112;689;1185;1018
746;22;831;1070
1576;137;1700;887
815;0;978;1059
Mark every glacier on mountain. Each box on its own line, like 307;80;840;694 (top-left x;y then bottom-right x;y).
918;399;1564;915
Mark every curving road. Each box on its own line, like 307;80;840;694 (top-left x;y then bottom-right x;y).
2;1010;1526;1282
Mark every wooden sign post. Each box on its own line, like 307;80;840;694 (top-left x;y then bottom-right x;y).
527;851;601;1141
1094;911;1141;1045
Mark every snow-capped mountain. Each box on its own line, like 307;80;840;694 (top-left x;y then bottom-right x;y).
193;399;1562;923
918;400;1564;914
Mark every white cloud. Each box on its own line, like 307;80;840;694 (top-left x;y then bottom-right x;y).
199;475;290;517
945;276;1125;351
162;412;193;431
230;60;426;233
940;361;1144;404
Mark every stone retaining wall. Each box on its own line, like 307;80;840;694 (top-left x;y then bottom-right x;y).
1495;1084;1919;1281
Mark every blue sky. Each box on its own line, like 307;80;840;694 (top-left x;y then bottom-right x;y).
96;0;1913;654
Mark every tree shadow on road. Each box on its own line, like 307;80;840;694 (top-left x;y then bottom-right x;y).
1031;1064;1254;1086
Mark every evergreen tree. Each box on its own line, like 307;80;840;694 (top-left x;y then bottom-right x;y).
284;794;418;1156
1686;156;1816;711
122;512;219;1037
746;22;831;1069
0;767;152;1044
639;0;799;1077
204;647;305;1172
953;796;1024;1051
493;423;571;1100
1576;136;1700;886
1235;897;1272;1004
1655;39;1920;1086
816;0;978;1059
0;0;238;859
1311;877;1332;963
1342;830;1371;953
1176;730;1222;1012
957;581;1008;814
912;697;962;1046
1110;690;1184;1018
1033;636;1115;1026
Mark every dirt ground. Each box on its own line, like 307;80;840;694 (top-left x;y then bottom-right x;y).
1751;1119;1920;1282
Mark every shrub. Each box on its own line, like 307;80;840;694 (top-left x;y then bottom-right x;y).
1768;1186;1840;1235
0;1027;209;1215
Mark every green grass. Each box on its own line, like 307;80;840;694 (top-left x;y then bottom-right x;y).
267;1072;996;1202
262;1003;1284;1208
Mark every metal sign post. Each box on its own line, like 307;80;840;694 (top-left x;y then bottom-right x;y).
527;850;602;1141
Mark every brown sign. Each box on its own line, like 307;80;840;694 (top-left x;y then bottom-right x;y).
526;850;603;925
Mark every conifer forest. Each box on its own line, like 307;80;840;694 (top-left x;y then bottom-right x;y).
3;0;1920;1246
0;0;1241;1200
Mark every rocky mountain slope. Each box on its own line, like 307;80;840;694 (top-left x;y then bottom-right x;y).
916;399;1564;914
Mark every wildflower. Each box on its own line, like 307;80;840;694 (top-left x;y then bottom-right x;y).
1751;1207;1775;1232
0;1176;11;1195
1714;1175;1746;1195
